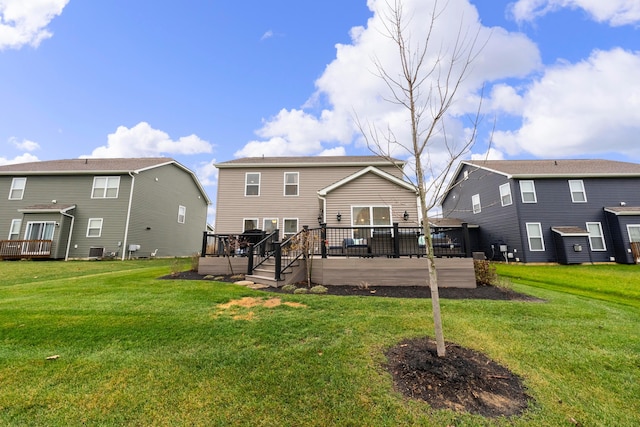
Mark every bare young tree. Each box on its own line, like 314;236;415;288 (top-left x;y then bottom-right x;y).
357;0;487;357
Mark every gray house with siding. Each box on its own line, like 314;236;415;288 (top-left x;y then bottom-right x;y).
440;159;640;264
214;156;420;238
0;158;210;260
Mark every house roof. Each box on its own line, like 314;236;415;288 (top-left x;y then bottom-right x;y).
430;217;479;229
551;226;589;236
604;206;640;216
215;156;406;169
18;204;76;214
317;166;416;196
0;157;211;204
460;159;640;179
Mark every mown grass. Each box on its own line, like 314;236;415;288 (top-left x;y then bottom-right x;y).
0;259;638;426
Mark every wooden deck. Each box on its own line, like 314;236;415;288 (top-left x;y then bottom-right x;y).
198;256;476;288
0;240;52;260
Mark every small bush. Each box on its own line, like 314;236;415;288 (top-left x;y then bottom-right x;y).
190;253;200;272
474;260;497;286
309;285;328;294
281;284;297;293
293;288;309;294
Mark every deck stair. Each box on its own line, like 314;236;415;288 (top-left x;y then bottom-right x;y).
246;258;302;287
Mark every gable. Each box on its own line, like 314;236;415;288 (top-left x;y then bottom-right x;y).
318;166;416;196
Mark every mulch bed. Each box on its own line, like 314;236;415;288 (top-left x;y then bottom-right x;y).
162;271;536;417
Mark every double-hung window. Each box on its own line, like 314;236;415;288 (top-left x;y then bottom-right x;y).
245;173;260;196
284;172;299;196
569;180;587;203
92;176;120;198
178;205;186;224
9;177;26;200
520;180;537;203
243;218;258;232
283;218;298;239
526;223;545;251
499;183;512;206
86;218;103;237
472;194;481;214
586;222;606;251
9;219;21;240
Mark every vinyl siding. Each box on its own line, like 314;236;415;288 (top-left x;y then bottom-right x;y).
215;164;408;235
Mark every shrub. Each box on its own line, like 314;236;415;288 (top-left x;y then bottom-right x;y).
190;252;200;272
309;285;328;294
281;284;297;293
293;288;309;294
474;260;497;286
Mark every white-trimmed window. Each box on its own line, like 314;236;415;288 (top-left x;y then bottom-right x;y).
586;222;606;251
520;180;537;203
92;176;120;198
628;225;640;243
283;218;298;238
243;218;258;232
245;173;260;196
8;219;21;240
472;194;481;214
352;206;391;238
284;172;299;196
499;183;512;207
9;177;26;200
86;218;103;237
177;205;186;224
526;223;545;251
569;180;587;203
263;218;278;235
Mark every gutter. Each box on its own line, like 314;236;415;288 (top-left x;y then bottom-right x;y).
121;171;137;260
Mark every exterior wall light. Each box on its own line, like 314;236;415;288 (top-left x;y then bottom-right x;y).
336;212;342;222
403;210;409;221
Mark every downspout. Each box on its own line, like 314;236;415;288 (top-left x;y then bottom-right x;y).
121;171;137;260
60;209;75;261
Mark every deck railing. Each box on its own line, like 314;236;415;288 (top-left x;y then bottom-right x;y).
0;240;53;259
201;223;470;280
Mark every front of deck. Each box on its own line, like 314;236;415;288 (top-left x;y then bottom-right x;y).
0;240;52;260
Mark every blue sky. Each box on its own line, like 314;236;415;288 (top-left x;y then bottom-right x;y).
2;0;639;221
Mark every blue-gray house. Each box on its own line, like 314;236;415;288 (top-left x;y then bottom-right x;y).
440;159;640;264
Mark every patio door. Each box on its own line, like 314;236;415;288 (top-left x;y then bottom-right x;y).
628;225;640;263
23;221;55;255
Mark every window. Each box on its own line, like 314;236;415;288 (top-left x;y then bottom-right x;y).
178;205;186;224
283;218;298;238
472;194;481;214
284;172;299;196
627;225;640;243
92;176;120;198
245;173;260;196
520;180;537;203
499;183;512;206
8;219;21;240
569;180;587;203
243;218;258;232
586;222;606;251
86;218;103;237
526;223;545;251
263;218;278;234
352;206;391;238
9;178;26;200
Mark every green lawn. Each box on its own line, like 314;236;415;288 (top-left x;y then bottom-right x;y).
0;259;638;426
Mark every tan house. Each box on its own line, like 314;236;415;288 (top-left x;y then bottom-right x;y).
214;156;421;237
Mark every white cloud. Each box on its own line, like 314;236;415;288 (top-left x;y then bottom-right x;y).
194;158;218;187
0;152;39;165
510;0;640;26
9;136;40;152
260;30;274;41
493;48;640;158
84;122;213;158
237;0;540;162
0;0;69;50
